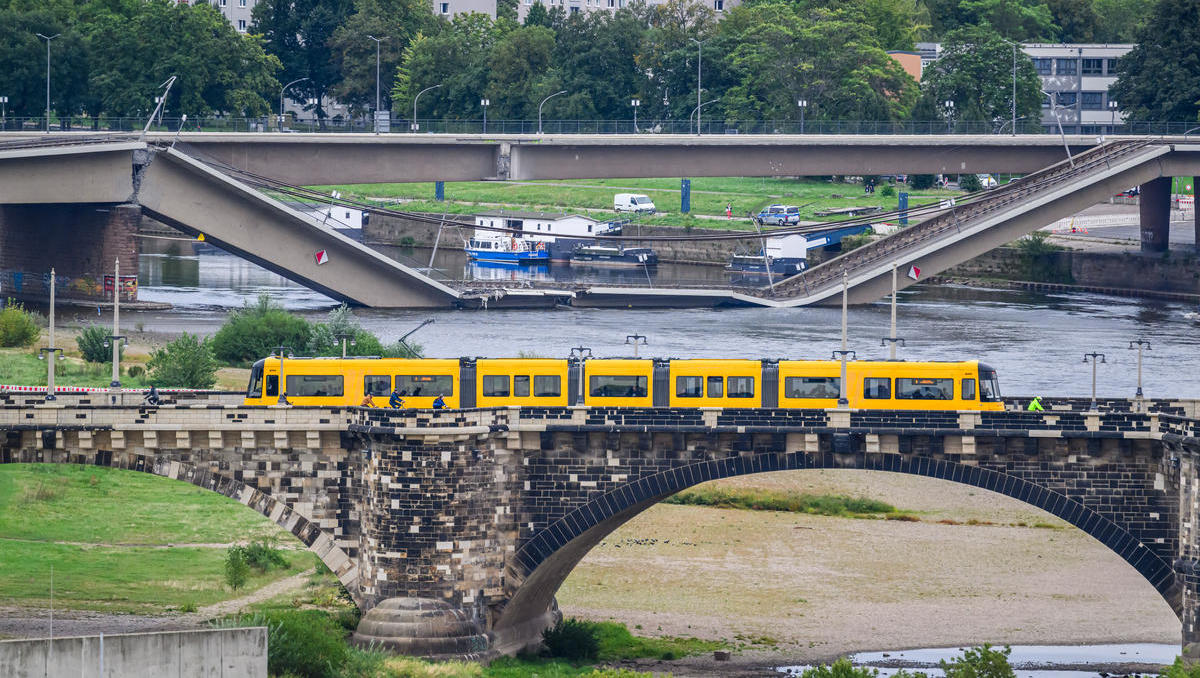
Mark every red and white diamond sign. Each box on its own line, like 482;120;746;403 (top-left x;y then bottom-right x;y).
907;265;921;281
314;250;329;265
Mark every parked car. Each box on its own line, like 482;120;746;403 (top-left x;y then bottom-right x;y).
754;204;802;226
976;174;998;189
614;193;656;214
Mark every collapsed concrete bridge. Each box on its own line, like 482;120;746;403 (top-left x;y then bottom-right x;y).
2;393;1198;659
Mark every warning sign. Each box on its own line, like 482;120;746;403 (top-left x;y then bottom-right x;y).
315;250;329;265
907;265;921;281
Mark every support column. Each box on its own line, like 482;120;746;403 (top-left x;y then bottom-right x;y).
1193;177;1199;251
1176;448;1200;660
1139;177;1171;253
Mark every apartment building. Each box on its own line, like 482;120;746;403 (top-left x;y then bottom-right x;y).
432;0;739;22
1024;43;1132;134
176;0;257;32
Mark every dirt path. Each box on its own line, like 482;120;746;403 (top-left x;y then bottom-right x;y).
183;568;316;622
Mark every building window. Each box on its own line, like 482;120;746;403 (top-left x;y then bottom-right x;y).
1042;93;1051;108
1033;58;1052;75
439;2;449;13
237;18;246;30
238;0;246;5
1081;91;1103;110
1106;58;1121;74
713;0;723;9
1056;91;1077;107
1056;58;1077;75
569;5;579;11
219;0;226;6
607;0;614;6
1081;58;1103;75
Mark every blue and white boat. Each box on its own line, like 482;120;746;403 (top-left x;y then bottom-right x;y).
468;210;622;264
465;235;549;264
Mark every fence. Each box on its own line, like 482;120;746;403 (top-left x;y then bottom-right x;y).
5;115;1200;136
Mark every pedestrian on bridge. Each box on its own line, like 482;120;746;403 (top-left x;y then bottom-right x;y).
389;388;405;409
1027;396;1044;411
432;395;446;410
726;203;732;220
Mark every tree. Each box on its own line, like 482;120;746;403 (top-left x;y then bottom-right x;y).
843;0;929;51
210;293;312;366
957;0;1055;41
0;9;89;125
147;333;218;389
486;25;557;118
224;546;250;591
1108;0;1200;122
634;0;720;123
328;0;438;116
390;13;496;122
523;1;550;27
919;24;1042;127
252;0;353;123
719;2;917;123
1046;0;1099;43
1092;0;1143;43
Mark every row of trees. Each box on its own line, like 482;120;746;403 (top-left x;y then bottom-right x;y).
0;0;1197;125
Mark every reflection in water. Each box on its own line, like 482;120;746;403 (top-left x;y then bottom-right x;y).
132;245;1200;398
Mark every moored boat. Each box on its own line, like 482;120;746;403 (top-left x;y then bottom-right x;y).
570;245;658;267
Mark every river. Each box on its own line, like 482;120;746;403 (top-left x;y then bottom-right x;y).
132;246;1200;398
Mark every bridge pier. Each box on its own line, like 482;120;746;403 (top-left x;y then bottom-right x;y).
1194;177;1199;252
1140;177;1172;253
0;203;140;303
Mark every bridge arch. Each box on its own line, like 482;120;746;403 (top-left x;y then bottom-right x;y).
0;453;361;606
496;450;1178;632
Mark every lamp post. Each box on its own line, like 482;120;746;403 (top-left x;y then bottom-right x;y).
335;332;357;358
1041;90;1075;167
797;98;807;134
880;263;905;360
538;90;567;135
624;334;647;358
630;98;640;133
0;96;8;130
412;83;442;132
1109;99;1119;133
689;99;718;135
279;77;309;132
480;98;489;134
38;268;64;401
690;38;708;135
1082;352;1106;410
832;272;855;408
943;100;954;134
272;345;295;406
998;38;1019;137
106;259;127;393
368;35;386;133
36;33;59;133
1129;338;1150;407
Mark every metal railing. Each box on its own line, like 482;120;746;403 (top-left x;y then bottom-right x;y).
762;139;1162;300
8;115;1200;136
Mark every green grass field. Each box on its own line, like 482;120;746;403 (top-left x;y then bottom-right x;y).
0;349;151;389
312;177;961;230
0;464;306;613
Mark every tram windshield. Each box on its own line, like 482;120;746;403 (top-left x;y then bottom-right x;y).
247;361;264;398
979;367;1001;402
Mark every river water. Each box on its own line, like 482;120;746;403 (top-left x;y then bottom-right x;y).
132;246;1200;398
778;643;1179;676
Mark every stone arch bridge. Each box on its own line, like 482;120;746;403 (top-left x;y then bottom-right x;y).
1;393;1198;659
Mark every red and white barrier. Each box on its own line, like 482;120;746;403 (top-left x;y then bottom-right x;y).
0;384;227;394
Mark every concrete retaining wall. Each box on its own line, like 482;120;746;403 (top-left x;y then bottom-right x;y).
0;627;267;678
945;246;1200;295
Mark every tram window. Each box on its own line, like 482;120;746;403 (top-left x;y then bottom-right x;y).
396;375;454;397
534;375;561;397
785;376;840;399
980;371;1001;401
707;376;723;398
590;375;648;398
727;376;755;398
482;375;510;397
514;375;531;398
265;375;279;397
287;374;344;397
248;366;263;398
676;376;703;398
863;377;891;399
962;378;976;401
364;375;391;397
896;377;953;400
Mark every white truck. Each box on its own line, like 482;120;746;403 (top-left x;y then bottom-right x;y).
614;193;656;214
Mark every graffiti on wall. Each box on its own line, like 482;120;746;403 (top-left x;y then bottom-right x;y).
0;270;138;302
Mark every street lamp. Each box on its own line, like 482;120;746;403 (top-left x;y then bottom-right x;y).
797;99;807;134
368;35;386;134
1129;338;1150;406
1041;90;1075;167
412;83;442;132
480;98;490;134
943;100;954;134
1108;99;1119;133
624;334;647;358
690;38;708;135
630;98;640;133
1082;352;1107;410
335;332;357;358
689;99;718;135
279;77;309;132
832;272;855;408
538;90;567;135
38;268;65;401
998;38;1019;137
271;345;295;406
0;96;8;130
105;259;127;392
36;33;59;133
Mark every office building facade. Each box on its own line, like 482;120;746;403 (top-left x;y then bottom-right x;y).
1024;43;1132;134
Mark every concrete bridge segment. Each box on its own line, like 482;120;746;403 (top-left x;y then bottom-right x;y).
3;396;1200;660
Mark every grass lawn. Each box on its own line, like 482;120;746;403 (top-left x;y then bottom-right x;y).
0;349;151;389
0;464;305;613
311;177;962;229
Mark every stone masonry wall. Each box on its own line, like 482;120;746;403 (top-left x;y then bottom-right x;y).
0;203;141;301
945;246;1200;295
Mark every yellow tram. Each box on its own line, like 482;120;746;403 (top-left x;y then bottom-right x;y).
243;356;1003;411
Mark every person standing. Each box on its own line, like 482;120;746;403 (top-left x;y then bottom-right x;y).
726;203;732;220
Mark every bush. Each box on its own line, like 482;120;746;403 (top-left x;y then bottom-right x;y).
147;333;218;389
0;300;41;347
1162;656;1200;678
211;293;312;366
910;174;937;190
959;173;983;192
224;545;250;591
243;539;289;572
880;185;896;198
940;644;1014;678
542;618;600;661
77;324;117;363
799;658;929;678
219;611;349;678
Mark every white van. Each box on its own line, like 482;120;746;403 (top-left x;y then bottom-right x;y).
614;193;656;214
